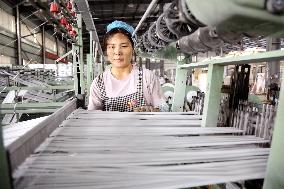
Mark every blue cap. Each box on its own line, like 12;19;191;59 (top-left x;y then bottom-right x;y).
106;20;134;36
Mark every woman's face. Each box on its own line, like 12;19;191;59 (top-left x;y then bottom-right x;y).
106;32;133;69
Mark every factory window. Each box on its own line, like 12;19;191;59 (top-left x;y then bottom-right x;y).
58;45;65;56
45;37;57;53
0;8;15;33
0;55;11;65
21;24;32;42
21;23;42;45
36;32;42;45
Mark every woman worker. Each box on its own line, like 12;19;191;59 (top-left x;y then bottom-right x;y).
88;20;168;112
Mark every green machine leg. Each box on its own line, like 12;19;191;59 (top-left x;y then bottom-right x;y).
72;14;85;100
86;54;92;95
263;72;284;189
77;14;85;95
201;64;223;127
86;31;94;100
100;55;105;72
72;44;79;96
94;42;101;76
0;128;12;189
172;56;188;112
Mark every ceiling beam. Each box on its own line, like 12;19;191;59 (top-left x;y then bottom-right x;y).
93;16;158;25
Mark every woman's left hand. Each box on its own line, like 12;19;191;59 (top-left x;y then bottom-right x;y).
133;106;160;112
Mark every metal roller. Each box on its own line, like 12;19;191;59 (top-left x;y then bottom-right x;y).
156;13;178;43
163;0;193;38
147;22;168;48
178;26;223;54
142;33;157;53
266;0;284;14
215;28;243;44
178;0;205;27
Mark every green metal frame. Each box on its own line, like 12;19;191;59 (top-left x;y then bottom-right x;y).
178;50;284;69
86;54;92;96
201;64;224;127
263;71;284;189
78;14;85;95
72;43;79;96
0;102;66;109
86;31;94;100
172;56;188;111
172;49;284;185
72;13;85;97
0;109;58;114
95;45;102;76
0;127;12;189
140;44;179;62
0;85;74;91
176;50;284;127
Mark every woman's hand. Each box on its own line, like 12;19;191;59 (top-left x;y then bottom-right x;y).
133;106;160;112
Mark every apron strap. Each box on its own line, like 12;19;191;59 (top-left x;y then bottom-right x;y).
137;66;145;106
96;73;107;99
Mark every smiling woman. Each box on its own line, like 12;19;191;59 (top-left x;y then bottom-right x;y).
88;20;168;112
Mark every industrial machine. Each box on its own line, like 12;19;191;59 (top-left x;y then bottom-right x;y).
1;0;284;189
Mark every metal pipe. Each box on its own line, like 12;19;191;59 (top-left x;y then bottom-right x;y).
42;25;46;65
74;0;103;55
32;20;48;32
132;0;159;37
16;5;22;65
56;36;59;56
266;37;281;87
55;50;73;63
20;9;40;22
21;31;41;38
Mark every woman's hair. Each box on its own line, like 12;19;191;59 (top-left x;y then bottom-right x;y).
103;28;134;51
